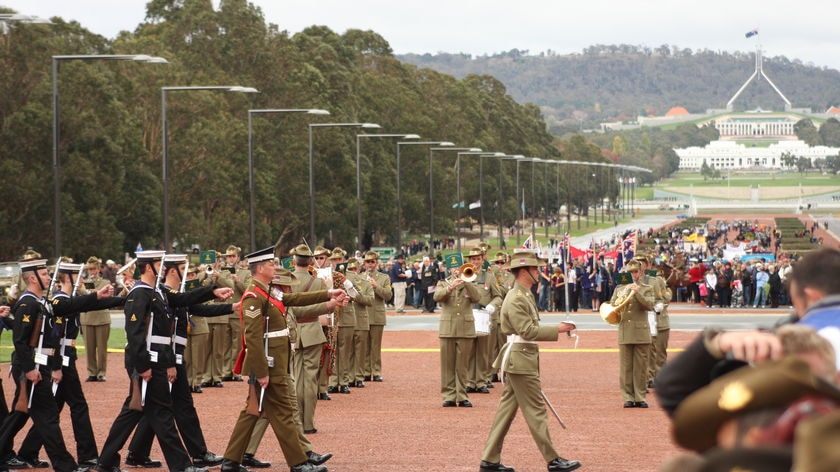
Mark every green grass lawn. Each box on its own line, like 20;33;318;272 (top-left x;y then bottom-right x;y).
665;172;837;187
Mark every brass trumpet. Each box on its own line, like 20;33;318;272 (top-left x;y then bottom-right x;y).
459;263;477;283
599;288;635;325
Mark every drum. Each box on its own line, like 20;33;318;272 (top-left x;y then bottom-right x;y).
473;309;491;336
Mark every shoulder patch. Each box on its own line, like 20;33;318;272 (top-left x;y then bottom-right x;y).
22;314;30;323
245;306;261;319
130;314;138;322
52;299;60;305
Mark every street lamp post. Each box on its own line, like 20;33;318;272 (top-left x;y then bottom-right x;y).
161;85;258;251
52;54;167;258
395;141;453;247
308;122;380;245
455;151;502;252
355;133;420;250
457;152;504;249
428;147;480;256
248;108;330;252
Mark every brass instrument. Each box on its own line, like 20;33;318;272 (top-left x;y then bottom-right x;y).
459;263;477;283
599;287;636;325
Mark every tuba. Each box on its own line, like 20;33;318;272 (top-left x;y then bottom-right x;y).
459;264;477;283
599;288;635;325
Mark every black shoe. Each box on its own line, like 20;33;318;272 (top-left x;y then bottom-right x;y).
326;386;338;394
466;387;477;393
290;462;326;472
79;459;99;468
353;380;365;388
5;457;28;469
180;467;208;472
193;452;224;467
442;401;457;407
317;393;331;400
475;386;490;394
18;457;49;468
200;381;212;388
303;428;317;434
219;460;240;472
85;376;98;382
458;400;473;407
97;375;107;381
635;401;649;408
486;382;494;389
491;374;501;383
623;401;635;408
479;460;516;472
372;375;383;382
212;381;223;388
306;451;332;466
192;385;203;393
363;375;372;381
125;454;161;468
241;454;270;469
338;385;351;394
547;457;581;471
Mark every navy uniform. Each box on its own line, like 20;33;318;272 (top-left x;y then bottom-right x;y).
220;247;333;472
0;259;107;472
480;252;581;472
127;254;228;467
95;251;230;472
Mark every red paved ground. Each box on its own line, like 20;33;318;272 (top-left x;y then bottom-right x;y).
3;329;698;472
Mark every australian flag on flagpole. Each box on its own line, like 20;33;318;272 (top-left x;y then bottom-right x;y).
745;29;759;39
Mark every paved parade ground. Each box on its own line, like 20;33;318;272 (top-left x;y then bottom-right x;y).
1;306;791;472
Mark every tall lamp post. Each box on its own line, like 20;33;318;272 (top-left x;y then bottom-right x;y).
497;155;524;249
395;141;454;246
52;54;167;258
161;85;259;251
308;122;380;244
428;147;480;256
248;108;330;251
355;133;420;250
457;152;504;249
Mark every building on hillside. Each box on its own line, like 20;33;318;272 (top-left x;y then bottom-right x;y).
675;140;840;170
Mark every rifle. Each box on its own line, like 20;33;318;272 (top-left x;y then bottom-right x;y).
245;378;261;416
128;373;143;411
13;376;28;413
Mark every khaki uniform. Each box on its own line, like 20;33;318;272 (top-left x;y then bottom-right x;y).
365;269;391;379
434;276;482;403
187;309;210;388
349;273;374;385
222;280;329;467
79;276;112;379
481;282;562;463
328;271;373;389
612;282;655;403
470;269;504;390
202;271;230;385
221;267;250;379
645;273;672;384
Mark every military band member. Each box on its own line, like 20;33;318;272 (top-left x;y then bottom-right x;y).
220;245;249;382
202;251;229;388
312;246;334;401
184;266;210;393
0;258;116;472
611;259;655;408
489;251;514;383
219;247;347;472
364;251;392;381
479;251;581;472
80;256;112;382
435;257;483;408
465;247;503;394
632;255;671;388
94;250;233;472
327;250;372;394
347;259;374;388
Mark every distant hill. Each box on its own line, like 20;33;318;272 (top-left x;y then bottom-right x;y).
398;45;840;132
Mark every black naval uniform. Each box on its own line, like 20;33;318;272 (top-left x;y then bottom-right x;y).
96;281;221;472
0;289;116;472
15;288;123;465
128;284;232;463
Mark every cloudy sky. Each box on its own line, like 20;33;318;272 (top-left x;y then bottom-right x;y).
4;0;839;71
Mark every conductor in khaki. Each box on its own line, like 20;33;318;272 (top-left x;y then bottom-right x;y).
611;259;655;408
220;247;347;472
479;251;581;472
435;259;483;407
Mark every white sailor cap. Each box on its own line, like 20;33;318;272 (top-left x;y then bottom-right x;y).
163;254;188;267
246;246;276;265
19;259;48;272
57;262;83;273
136;250;166;262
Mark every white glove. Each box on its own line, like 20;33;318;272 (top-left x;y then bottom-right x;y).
485;304;496;315
654;302;664;313
343;279;359;299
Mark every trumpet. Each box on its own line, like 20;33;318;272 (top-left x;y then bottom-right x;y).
599;288;635;325
459;263;477;283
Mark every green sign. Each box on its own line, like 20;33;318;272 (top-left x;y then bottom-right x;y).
444;252;464;269
371;246;396;263
280;257;294;270
199;250;216;265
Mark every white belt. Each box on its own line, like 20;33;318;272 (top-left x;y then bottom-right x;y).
173;335;187;347
37;348;55;356
148;335;171;345
60;338;74;347
499;335;538;380
264;328;290;339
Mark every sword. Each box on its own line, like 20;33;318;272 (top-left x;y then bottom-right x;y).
541;390;567;429
258;386;265;412
141;379;148;406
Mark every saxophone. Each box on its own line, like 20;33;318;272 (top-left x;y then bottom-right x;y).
321;270;346;376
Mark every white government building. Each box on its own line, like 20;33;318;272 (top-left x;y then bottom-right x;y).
675;137;840;170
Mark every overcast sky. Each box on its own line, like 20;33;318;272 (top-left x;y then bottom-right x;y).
4;0;839;71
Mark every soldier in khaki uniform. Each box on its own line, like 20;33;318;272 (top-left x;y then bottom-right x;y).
328;253;373;394
363;251;391;382
611;259;655;408
489;251;514;384
466;247;504;393
633;255;672;387
184;266;210;393
202;251;229;388
80;256;112;381
435;257;483;407
479;250;581;472
220;245;249;382
312;246;333;400
219;247;344;472
347;259;374;388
